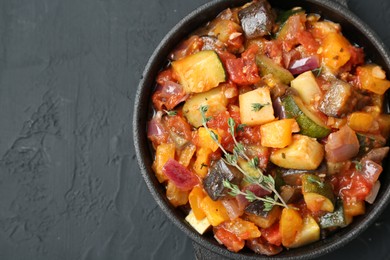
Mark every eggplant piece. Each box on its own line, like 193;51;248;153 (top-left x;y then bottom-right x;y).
245;202;282;228
278;163;327;186
357;133;387;155
246;238;283;256
200;36;225;52
319;79;353;117
319;79;370;118
362;146;389;163
280;185;302;204
238;0;275;39
245;200;269;217
203;159;243;201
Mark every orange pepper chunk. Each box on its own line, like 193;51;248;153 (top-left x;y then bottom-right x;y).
193;147;212;178
166;181;190;207
189;186;207;220
201;195;230;226
321;32;351;71
279;207;303;247
348;112;374;132
260;119;296;148
152;143;175;183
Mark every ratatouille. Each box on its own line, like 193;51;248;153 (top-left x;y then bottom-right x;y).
147;0;390;255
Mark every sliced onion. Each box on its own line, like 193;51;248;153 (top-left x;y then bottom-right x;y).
361;159;383;183
288;55;320;75
162;81;185;95
147;111;167;140
236;194;249;212
243;184;271;198
365;181;381;204
155;81;188;110
162;159;199;191
222;199;244;220
325;125;359;162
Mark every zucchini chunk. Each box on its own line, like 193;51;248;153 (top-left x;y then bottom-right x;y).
183;86;227;128
239;87;275;126
290;71;321;105
302;174;335;213
270;134;324;170
319;199;346;229
256;55;294;85
282;95;331;138
172;50;226;94
288;215;320;248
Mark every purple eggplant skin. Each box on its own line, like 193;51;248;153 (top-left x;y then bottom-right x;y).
319;79;371;118
245;200;272;217
246;238;283;256
238;0;276;39
203;159;243;201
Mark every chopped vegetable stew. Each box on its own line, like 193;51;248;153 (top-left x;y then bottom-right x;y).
147;0;390;255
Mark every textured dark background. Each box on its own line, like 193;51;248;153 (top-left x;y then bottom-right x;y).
0;0;389;259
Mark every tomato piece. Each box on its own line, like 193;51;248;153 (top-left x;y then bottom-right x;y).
207;111;235;152
261;222;282;246
169;35;204;61
220;218;261;240
297;30;319;54
152;78;188;111
280;14;306;51
162;159;199;191
164;115;192;141
337;170;373;200
348;45;365;67
214;227;245;252
237;125;262;145
265;40;283;65
226;46;261;85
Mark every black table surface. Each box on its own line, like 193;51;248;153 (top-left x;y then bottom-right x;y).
0;0;390;259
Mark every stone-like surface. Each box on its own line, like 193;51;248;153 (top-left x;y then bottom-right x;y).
0;0;389;259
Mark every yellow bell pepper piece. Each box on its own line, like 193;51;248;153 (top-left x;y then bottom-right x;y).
201;195;230;226
260;119;296;148
193;147;212;178
152;143;175;183
189;186;207;220
348;112;374;132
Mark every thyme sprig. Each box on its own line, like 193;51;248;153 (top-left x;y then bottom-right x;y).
223;180;286;211
199;105;288;210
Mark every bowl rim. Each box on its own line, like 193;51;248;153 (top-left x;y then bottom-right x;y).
133;0;390;259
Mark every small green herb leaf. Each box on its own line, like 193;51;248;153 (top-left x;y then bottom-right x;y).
307;175;324;188
251;102;270;112
237;124;246;132
312;66;323;77
353;160;363;171
249;157;259;169
164;110;177;116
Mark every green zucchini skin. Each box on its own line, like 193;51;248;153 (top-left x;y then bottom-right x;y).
320;200;346;229
282;95;331;139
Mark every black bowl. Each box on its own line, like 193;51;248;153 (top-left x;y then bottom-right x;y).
133;0;390;259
